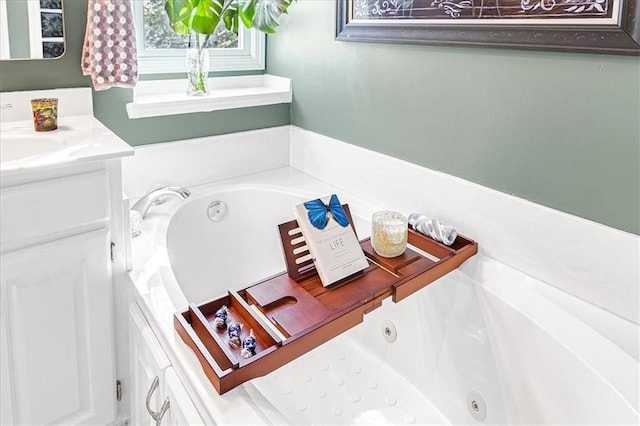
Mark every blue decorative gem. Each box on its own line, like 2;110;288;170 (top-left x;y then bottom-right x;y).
213;305;228;330
227;322;242;349
241;330;257;359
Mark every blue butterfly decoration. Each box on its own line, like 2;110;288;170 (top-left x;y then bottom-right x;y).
303;194;350;230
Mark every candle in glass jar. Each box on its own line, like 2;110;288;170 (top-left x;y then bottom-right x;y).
30;98;58;131
371;211;408;258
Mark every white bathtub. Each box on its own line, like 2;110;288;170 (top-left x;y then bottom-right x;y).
130;168;639;425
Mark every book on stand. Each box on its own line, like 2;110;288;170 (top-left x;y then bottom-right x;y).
293;194;369;287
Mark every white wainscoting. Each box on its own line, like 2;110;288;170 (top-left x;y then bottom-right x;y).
121;125;639;325
122;126;290;200
288;126;639;325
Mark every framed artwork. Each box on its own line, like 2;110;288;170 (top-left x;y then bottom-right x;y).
336;0;640;55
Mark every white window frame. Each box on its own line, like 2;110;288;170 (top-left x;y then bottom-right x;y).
26;0;44;58
133;1;265;74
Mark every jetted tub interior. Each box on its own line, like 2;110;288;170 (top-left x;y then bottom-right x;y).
164;186;639;425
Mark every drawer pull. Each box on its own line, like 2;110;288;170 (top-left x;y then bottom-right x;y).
145;376;170;425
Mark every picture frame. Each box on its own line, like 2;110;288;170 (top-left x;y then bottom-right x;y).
335;0;640;55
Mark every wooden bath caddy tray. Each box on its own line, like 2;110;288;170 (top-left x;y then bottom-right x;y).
174;207;478;394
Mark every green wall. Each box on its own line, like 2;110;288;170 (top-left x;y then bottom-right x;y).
1;1;638;234
266;1;640;235
0;3;288;145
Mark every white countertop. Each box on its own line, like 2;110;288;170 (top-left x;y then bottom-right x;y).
1;115;133;177
1;87;133;177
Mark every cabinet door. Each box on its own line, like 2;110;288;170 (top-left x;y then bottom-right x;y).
129;303;171;426
162;368;205;426
0;229;116;425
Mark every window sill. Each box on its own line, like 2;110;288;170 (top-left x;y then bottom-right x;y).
126;74;291;119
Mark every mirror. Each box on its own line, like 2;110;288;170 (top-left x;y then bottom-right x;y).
1;0;65;60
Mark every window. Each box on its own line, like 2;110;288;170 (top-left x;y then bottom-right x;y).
133;0;265;74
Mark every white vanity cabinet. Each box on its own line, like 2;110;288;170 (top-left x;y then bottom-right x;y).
130;304;204;426
0;159;129;425
162;368;206;426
